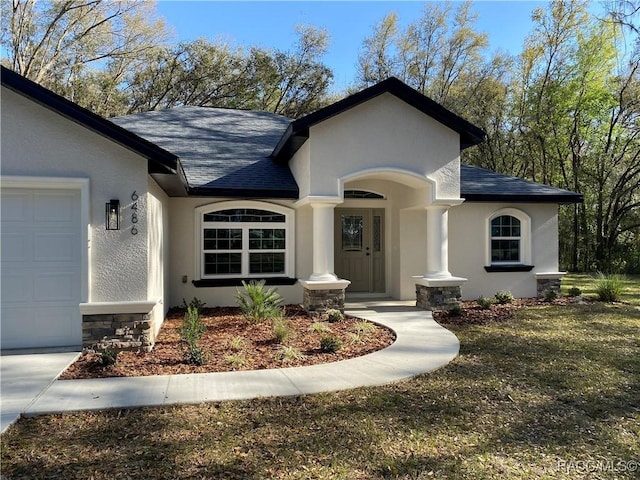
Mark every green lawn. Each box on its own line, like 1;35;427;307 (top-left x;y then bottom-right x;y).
562;273;640;306
2;279;639;479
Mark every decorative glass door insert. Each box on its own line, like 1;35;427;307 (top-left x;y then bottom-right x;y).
342;215;363;251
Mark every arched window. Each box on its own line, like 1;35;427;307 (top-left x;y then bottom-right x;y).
195;202;294;279
487;208;531;267
491;215;521;263
343;189;385;199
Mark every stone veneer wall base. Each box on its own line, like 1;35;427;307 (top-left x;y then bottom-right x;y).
536;277;563;297
303;288;346;314
534;273;566;298
416;284;462;311
83;313;155;352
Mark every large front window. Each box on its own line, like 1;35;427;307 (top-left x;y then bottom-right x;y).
198;204;293;279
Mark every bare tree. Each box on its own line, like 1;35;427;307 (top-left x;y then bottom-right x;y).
1;0;168;113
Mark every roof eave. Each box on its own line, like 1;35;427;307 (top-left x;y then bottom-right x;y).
188;186;299;199
2;66;183;179
461;137;487;150
461;193;584;204
271;122;297;163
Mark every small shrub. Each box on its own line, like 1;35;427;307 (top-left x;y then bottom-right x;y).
273;319;291;344
182;297;206;310
494;290;514;305
181;306;207;365
320;335;343;353
594;272;626;302
347;332;364;344
477;296;494;310
276;346;305;363
224;352;249;369
229;336;248;351
544;289;558;302
352;321;376;335
325;309;344;323
97;348;118;367
309;322;332;333
567;286;582;297
181;306;206;342
184;345;207;366
448;304;462;316
235;280;284;323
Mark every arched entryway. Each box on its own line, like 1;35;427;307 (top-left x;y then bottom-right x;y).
335;168;437;299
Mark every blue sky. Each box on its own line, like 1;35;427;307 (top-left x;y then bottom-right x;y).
154;1;553;92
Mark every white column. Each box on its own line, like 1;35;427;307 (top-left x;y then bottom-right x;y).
309;202;338;281
425;205;451;278
414;203;465;305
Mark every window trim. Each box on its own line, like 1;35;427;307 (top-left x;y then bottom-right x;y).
195;201;295;280
486;208;531;267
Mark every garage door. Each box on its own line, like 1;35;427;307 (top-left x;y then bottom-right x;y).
1;188;82;349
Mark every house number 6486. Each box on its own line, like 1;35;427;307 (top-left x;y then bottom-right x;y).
131;191;139;235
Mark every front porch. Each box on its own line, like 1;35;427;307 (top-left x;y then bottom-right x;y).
296;170;467;312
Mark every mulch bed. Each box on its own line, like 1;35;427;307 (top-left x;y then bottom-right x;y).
433;296;584;326
60;305;396;380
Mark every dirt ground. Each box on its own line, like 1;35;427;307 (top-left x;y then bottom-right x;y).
432;296;579;326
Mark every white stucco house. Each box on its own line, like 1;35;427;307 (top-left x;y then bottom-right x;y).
1;66;582;351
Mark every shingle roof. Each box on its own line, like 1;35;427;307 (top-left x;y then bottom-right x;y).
100;108;583;203
461;164;583;203
3;66;581;203
112;107;299;198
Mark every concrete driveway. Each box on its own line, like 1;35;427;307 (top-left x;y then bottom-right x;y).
1;350;79;433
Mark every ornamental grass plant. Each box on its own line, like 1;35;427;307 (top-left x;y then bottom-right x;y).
594;272;627;302
235;280;284;323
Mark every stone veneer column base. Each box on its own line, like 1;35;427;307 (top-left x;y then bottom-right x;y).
414;276;467;311
299;279;351;314
80;301;159;352
535;272;566;297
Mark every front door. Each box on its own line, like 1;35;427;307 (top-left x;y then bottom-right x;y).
335;209;385;293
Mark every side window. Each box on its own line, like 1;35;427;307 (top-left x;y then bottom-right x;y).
491;215;521;263
196;203;293;279
487;209;531;266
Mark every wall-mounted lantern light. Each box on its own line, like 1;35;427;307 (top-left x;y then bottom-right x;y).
105;199;120;230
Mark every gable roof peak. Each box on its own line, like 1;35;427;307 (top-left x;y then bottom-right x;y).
271;76;486;162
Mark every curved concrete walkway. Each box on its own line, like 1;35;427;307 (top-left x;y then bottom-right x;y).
16;302;459;420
